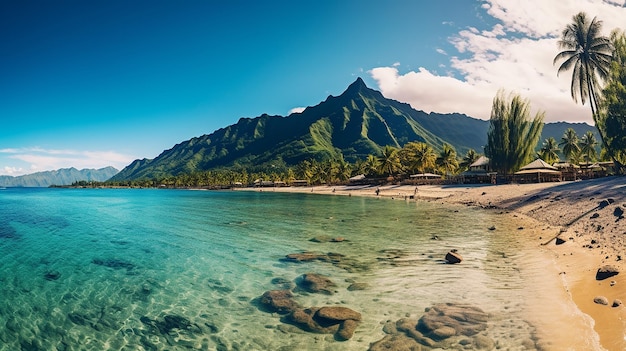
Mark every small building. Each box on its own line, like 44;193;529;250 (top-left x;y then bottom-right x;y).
553;162;580;181
514;159;561;183
460;156;496;184
291;179;309;187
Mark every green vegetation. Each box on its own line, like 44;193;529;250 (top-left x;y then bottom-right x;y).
538;137;560;165
599;30;626;171
559;128;581;162
485;91;544;175
554;12;622;171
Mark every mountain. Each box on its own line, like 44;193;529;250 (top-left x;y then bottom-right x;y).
111;78;598;181
0;167;119;187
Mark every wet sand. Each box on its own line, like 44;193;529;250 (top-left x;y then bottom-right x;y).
247;177;626;350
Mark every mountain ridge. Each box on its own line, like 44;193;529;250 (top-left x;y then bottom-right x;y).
111;78;598;181
0;167;119;187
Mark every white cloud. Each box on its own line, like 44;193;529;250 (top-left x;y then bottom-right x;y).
289;107;306;114
369;0;626;124
0;147;134;176
2;166;24;175
392;62;401;67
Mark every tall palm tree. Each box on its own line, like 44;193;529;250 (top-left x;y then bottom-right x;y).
559;128;581;162
538;137;560;165
399;142;436;174
364;155;380;176
378;145;402;177
436;143;459;176
554;12;613;149
579;131;598;163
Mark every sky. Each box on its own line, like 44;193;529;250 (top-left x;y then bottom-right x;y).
1;0;626;176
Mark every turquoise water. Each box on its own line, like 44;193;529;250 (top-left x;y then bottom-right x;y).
0;188;539;350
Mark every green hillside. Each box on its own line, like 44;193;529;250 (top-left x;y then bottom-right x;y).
111;78;598;181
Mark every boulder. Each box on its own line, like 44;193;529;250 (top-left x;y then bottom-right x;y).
316;306;361;322
614;206;624;219
473;335;496;350
594;296;609;305
613;299;623;308
596;265;619;280
417;303;488;338
297;273;337;295
368;334;423;351
555;237;566;245
445;250;463;264
337;319;359;341
287;307;339;334
259;290;300;314
286;306;361;340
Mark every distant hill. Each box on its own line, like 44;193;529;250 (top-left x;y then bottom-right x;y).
0;167;119;187
111;78;598;181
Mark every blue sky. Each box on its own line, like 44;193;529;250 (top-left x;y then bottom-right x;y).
1;0;625;176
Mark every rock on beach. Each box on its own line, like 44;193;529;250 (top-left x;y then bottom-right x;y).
596;265;619;280
445;250;463;264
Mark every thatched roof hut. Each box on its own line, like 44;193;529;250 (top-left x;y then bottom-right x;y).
514;159;561;182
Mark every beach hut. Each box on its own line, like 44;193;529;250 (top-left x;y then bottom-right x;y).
291;179;309;187
514;158;561;183
553;162;580;181
348;174;367;185
461;156;496;183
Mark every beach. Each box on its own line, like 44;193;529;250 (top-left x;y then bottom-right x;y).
247;176;626;350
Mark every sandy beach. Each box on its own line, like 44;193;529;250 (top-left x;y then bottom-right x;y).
247;176;626;350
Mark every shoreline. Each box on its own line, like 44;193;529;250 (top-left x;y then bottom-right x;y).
240;177;626;350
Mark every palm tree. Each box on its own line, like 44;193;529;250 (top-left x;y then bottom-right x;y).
436;143;459;176
335;158;352;183
554;12;613;150
399;142;436;174
378;145;402;177
579;131;598;163
538;137;560;165
364;155;380;176
460;149;480;171
485;90;544;175
559;128;581;162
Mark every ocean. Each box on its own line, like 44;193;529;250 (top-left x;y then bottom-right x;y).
0;187;547;350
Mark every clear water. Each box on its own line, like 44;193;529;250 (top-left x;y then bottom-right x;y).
0;188;542;350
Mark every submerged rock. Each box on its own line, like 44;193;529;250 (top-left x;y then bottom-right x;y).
92;258;135;270
44;270;61;281
347;282;369;291
316;306;362;322
370;302;490;349
368;334;422;351
259;290;300;314
285;306;361;341
296;273;337;295
418;303;489;337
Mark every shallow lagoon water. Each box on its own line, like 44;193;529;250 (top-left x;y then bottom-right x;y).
0;187;545;350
